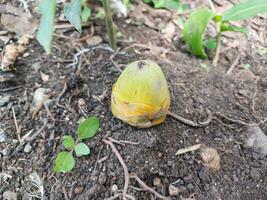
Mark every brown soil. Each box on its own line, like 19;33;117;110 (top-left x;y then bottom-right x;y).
1;2;267;200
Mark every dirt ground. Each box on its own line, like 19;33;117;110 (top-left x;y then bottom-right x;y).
1;1;267;200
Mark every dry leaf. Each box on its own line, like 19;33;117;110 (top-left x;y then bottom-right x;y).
129;4;158;30
86;36;103;46
0;4;38;36
162;21;176;43
200;147;220;172
31;88;52;117
1;34;31;71
176;144;201;155
40;71;49;83
1;44;19;71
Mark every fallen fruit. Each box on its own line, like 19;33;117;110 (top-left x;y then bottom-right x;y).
111;60;170;128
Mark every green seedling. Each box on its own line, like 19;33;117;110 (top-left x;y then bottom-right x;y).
143;0;188;12
37;0;116;54
102;0;117;50
54;116;100;173
183;0;267;65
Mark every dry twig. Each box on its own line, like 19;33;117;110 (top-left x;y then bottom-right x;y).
225;54;241;75
130;173;170;200
12;106;21;142
108;137;140;146
102;138;130;200
167;110;212;127
56;81;67;109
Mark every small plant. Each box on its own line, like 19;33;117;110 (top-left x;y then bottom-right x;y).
37;0;116;54
183;0;267;65
54;116;100;173
103;0;117;50
143;0;188;11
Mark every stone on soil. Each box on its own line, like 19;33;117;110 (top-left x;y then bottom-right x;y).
245;125;267;156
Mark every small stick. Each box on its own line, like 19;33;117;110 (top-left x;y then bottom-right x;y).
108;137;140;146
226;54;241;75
130;173;170;200
102;138;130;200
55;23;90;30
0;86;23;92
44;101;55;121
62;186;69;200
12;107;21;142
167;111;212;127
110;59;122;72
27;121;47;142
215;112;256;126
56;81;67;109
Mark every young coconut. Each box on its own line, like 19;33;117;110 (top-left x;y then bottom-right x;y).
111;60;170;128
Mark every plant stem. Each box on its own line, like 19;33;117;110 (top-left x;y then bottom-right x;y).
208;0;215;12
102;0;117;50
213;22;221;66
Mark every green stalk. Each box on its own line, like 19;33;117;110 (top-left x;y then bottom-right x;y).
102;0;117;50
213;22;221;66
208;0;215;12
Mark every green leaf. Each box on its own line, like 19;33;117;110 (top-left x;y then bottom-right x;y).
183;8;216;58
36;0;56;54
143;0;152;3
74;143;90;157
54;151;75;173
64;0;82;33
154;0;180;9
123;0;130;6
220;23;247;34
203;38;217;50
145;0;188;11
81;6;91;23
222;0;267;21
213;15;222;22
63;135;75;149
77;116;99;139
95;10;105;19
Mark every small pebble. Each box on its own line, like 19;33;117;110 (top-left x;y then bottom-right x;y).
111;184;118;193
2;146;11;156
200;147;221;172
23;52;30;57
168;185;180;196
153;177;161;186
78;98;86;106
245;126;267;156
187;183;194;190
74;186;84;194
0;132;6;142
0;95;11;107
24;143;32;153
